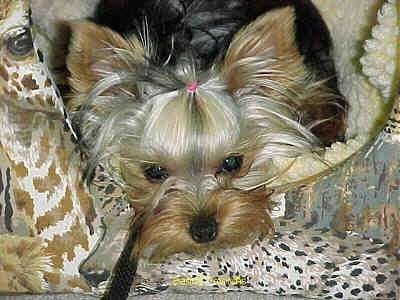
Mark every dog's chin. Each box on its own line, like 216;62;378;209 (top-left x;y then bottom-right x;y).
136;189;274;262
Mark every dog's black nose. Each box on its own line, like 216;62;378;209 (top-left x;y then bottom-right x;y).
80;269;110;287
189;217;217;243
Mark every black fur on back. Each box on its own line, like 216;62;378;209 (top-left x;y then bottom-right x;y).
94;0;247;68
94;0;340;91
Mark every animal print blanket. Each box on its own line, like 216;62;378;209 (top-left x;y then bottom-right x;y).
0;0;399;299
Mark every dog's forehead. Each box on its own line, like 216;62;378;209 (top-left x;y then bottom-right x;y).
140;87;243;170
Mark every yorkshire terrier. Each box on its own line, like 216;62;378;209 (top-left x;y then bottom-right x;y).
65;0;347;261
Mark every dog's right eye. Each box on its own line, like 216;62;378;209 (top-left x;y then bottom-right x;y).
143;164;169;182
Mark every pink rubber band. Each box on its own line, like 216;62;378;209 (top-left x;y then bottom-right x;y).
186;81;198;93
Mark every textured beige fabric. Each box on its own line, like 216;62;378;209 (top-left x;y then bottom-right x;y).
0;294;297;300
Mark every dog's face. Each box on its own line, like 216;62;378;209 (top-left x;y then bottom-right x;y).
67;6;345;260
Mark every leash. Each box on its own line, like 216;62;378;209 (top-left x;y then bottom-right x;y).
101;224;141;300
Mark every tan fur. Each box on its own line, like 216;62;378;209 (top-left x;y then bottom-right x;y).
222;7;307;95
138;188;273;262
67;21;145;110
222;7;346;145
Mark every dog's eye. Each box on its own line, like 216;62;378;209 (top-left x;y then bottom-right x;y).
219;155;243;173
143;164;169;181
7;28;33;57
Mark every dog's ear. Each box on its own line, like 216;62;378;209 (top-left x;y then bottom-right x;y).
222;6;307;93
67;21;145;101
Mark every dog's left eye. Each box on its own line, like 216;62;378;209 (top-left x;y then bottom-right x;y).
219;155;243;173
143;164;169;182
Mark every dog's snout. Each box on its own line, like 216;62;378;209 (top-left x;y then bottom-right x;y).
80;268;110;287
189;217;217;243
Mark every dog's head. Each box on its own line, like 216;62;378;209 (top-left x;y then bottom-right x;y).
66;4;345;261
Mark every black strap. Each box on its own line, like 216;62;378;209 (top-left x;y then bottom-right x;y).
101;226;140;300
